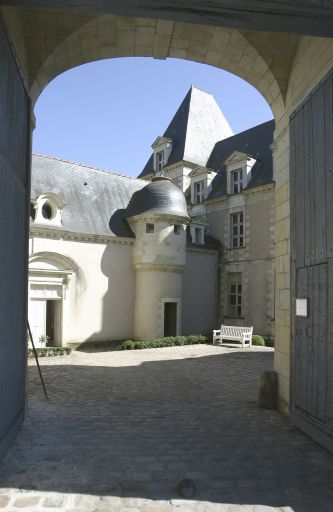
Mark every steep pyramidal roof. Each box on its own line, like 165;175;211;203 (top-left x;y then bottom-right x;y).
138;86;233;178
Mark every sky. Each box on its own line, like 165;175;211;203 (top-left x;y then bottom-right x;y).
32;57;273;178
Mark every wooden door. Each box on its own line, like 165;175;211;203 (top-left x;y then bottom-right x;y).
290;69;333;452
164;302;178;337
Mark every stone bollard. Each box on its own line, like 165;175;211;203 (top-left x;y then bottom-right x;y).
258;370;278;409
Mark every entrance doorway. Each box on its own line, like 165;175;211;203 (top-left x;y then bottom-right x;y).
164;302;178;337
29;299;62;347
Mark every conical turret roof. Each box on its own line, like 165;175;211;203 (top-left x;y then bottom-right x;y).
126;176;190;221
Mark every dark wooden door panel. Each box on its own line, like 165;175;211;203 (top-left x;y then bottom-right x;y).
291;69;333;449
295;264;327;423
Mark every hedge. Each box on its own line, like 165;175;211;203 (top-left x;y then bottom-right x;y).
28;347;71;357
119;334;208;350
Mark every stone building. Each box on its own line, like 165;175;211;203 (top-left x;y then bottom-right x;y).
28;86;275;346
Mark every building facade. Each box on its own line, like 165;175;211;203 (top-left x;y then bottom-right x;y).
28;86;274;347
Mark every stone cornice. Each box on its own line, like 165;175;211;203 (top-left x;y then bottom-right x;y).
134;264;185;272
30;227;134;246
186;247;218;255
127;213;190;224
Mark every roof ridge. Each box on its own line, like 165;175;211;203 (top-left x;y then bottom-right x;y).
216;118;274;144
32;153;143;181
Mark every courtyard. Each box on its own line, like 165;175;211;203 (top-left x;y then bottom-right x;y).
0;344;333;511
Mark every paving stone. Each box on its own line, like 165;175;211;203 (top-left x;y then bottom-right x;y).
43;495;66;507
13;496;40;507
0;346;332;512
98;495;122;506
0;496;10;508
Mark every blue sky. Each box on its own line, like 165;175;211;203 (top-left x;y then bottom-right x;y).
33;57;273;178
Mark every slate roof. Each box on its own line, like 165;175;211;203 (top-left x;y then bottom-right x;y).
207;119;275;200
31;154;146;237
126;177;190;220
138;85;233;178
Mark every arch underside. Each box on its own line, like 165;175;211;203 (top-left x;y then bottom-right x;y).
10;8;300;119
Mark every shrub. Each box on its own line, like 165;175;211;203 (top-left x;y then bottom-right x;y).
252;335;265;346
133;341;146;349
119;340;135;350
27;346;71;357
118;334;209;350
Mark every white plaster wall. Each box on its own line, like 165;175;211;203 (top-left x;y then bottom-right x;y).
182;250;218;335
133;270;182;339
29;236;135;344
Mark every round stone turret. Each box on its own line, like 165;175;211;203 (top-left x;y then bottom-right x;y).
126;177;190;340
126;177;190;271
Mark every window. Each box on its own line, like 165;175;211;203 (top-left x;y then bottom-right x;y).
194;180;205;204
231;212;244;248
232;169;243;194
174;225;181;235
228;273;242;317
194;227;204;244
42;201;53;220
156;151;164;172
146;223;154;233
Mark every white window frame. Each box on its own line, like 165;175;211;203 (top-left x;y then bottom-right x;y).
156;150;164;173
230;212;244;248
231;168;244;194
227;273;243;318
33;193;63;227
194;180;205;204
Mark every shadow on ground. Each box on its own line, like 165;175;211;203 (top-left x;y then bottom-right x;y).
1;349;333;511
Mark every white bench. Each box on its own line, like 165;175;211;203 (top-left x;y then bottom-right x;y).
213;325;253;348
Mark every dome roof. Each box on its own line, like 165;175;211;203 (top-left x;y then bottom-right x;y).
126;177;190;221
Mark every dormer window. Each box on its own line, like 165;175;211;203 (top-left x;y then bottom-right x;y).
42;202;53;220
232;169;244;194
194;180;205;204
156;151;164;173
224;151;256;195
151;137;173;174
32;193;64;227
189;166;216;204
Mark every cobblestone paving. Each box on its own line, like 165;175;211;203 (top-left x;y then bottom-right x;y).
0;344;333;512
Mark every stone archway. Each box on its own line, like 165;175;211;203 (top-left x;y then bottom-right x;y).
1;2;333;457
25;14;287;120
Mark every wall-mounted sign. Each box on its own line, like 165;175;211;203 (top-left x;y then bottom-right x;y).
296;298;308;317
